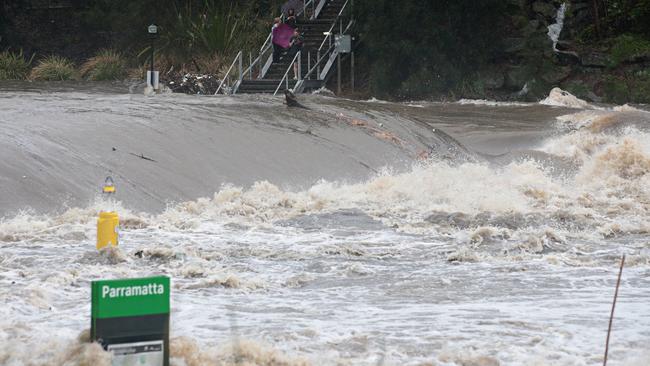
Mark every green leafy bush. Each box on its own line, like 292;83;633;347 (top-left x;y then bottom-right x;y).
80;50;127;80
30;55;76;81
609;34;650;67
0;50;33;80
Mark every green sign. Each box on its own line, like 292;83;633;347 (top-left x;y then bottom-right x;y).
91;276;170;319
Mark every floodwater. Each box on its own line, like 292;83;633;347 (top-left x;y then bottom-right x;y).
0;83;649;365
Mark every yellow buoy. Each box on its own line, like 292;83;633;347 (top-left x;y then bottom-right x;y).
97;211;119;250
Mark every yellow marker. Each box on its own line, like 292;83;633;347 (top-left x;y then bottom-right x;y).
97;176;118;250
97;211;119;250
103;176;116;194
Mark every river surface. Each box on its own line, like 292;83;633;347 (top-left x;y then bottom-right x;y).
0;83;649;365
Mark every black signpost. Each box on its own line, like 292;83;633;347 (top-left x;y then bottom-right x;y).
91;276;170;366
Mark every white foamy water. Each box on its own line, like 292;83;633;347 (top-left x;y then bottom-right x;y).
1;85;649;365
548;3;567;52
457;99;532;107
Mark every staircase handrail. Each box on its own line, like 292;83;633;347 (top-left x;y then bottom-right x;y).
312;0;327;19
215;51;242;95
301;43;335;81
235;0;316;85
241;40;273;80
273;51;301;96
310;19;353;81
317;0;350;55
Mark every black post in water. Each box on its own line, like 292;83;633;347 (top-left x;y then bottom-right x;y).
148;24;158;85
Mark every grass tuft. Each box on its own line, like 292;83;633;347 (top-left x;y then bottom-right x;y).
30;55;76;81
0;50;33;80
80;50;127;81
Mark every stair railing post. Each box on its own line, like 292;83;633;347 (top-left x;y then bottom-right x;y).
307;51;311;80
238;52;243;84
351;51;355;91
298;51;302;80
337;51;341;94
317;50;321;80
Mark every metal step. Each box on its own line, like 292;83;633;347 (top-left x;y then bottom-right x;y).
237;79;299;94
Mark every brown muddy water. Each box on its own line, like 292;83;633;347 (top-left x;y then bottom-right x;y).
0;82;649;365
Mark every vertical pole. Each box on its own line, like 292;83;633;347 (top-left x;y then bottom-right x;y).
249;52;252;79
351;51;354;92
298;52;302;80
238;52;243;82
150;37;155;80
337;53;341;95
307;51;311;80
604;255;626;366
317;51;321;80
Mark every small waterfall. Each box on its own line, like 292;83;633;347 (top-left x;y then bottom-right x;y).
547;3;567;52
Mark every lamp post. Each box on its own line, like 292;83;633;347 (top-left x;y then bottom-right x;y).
148;24;158;79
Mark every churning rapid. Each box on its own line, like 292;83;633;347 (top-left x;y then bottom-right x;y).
0;83;649;365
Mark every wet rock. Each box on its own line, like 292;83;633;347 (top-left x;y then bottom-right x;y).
541;65;572;84
521;19;541;37
581;52;612;68
532;1;558;18
480;70;505;90
504;37;527;54
505;66;532;90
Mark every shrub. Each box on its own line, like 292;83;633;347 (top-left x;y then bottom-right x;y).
609;34;650;67
80;50;128;81
30;55;76;81
602;76;630;104
0;50;33;80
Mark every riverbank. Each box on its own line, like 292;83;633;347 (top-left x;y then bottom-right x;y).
2;1;649;103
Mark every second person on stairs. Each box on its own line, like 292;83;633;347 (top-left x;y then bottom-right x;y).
290;28;304;79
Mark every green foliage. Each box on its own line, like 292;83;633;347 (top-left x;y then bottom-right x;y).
602;76;630;104
561;81;591;100
0;49;32;80
80;50;127;81
157;1;240;61
609;34;650;67
355;0;509;99
30;56;76;81
601;71;650;104
604;0;650;36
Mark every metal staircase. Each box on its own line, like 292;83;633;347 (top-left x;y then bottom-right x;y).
216;0;353;95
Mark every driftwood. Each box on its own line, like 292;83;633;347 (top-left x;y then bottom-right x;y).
129;152;157;162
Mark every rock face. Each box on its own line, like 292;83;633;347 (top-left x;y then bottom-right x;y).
532;1;558;18
581;52;611;68
541;66;572;84
467;0;650;104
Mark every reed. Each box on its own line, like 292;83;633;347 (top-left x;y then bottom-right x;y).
30;55;76;81
0;50;33;80
80;50;127;81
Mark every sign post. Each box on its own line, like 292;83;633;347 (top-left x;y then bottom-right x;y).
91;276;170;366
